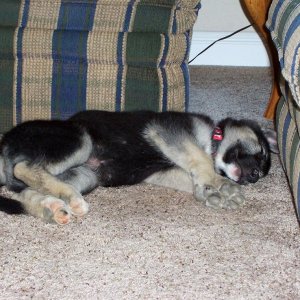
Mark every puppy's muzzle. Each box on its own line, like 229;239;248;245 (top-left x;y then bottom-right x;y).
239;168;260;185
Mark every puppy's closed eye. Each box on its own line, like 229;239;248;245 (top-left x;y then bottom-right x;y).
230;149;238;160
255;152;264;161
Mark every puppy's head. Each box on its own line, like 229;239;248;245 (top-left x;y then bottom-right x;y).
214;118;278;185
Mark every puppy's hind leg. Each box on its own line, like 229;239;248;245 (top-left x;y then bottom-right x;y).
13;162;89;216
13;188;71;225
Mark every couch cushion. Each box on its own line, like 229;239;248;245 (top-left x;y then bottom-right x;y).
0;0;200;132
276;93;300;219
266;0;300;107
1;0;200;34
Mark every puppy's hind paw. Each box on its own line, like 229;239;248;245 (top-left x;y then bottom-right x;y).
69;196;89;217
41;197;72;225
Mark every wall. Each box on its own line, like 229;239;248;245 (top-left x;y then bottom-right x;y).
189;0;270;66
194;0;253;32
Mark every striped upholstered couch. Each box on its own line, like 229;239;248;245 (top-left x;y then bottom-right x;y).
267;0;300;219
0;0;200;133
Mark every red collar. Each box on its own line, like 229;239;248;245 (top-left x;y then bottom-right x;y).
212;127;223;141
211;127;223;157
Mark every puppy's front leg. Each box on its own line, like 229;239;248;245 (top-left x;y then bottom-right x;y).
181;143;245;209
145;127;244;209
181;141;231;208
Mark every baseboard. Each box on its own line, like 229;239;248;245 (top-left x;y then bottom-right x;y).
189;31;270;67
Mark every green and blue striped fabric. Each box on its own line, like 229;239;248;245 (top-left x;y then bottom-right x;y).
266;0;300;107
276;91;300;220
0;0;201;131
267;0;300;219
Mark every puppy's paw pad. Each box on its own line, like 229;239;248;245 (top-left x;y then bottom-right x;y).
193;184;216;202
229;194;246;206
206;193;224;209
53;207;71;225
227;200;240;210
194;184;225;209
219;182;241;195
69;197;89;217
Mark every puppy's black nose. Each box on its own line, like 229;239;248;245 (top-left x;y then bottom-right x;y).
248;168;259;183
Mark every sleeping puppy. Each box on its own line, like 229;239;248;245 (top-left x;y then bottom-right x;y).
0;111;278;224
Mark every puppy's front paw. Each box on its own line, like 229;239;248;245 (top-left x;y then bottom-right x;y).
194;184;225;209
194;181;245;210
218;181;245;209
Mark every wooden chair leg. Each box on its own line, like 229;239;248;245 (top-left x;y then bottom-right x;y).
241;0;281;120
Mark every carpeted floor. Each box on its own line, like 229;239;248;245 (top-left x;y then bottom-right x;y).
189;66;272;128
0;67;299;300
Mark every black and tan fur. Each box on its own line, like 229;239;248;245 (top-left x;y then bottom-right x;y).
0;111;278;224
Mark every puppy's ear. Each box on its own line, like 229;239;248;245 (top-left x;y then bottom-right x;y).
263;129;279;154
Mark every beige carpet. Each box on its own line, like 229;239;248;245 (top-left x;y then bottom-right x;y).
0;67;299;299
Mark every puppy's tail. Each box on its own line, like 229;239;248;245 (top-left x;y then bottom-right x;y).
0;195;26;214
